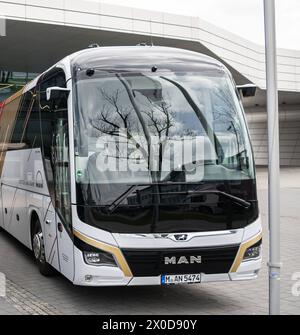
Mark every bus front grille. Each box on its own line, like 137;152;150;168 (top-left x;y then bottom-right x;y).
122;245;240;277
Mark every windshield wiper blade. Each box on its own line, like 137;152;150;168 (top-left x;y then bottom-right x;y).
107;185;139;213
192;190;251;209
107;185;251;213
150;190;251;209
107;183;161;213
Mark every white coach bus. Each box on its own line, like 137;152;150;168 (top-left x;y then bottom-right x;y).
0;46;262;286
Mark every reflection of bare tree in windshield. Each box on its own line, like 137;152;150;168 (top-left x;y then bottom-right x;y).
213;87;238;128
140;96;175;177
90;88;148;161
90;88;133;136
142;99;174;139
90;85;177;179
212;86;247;170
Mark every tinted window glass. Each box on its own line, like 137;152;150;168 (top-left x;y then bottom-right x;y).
39;69;67;159
22;94;42;149
11;91;33;145
0;94;22;172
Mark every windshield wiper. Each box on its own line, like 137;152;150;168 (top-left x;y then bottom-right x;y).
107;185;139;213
150;190;251;209
107;185;251;213
106;182;196;214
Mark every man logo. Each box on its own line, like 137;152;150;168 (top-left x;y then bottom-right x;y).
164;256;202;265
174;234;188;241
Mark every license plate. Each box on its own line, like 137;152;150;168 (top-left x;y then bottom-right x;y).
161;274;201;285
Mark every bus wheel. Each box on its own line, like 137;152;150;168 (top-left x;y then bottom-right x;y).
31;219;55;277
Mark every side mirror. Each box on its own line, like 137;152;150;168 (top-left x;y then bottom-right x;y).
237;84;257;98
46;87;70;101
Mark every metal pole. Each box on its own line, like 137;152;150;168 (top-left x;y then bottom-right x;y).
263;0;281;315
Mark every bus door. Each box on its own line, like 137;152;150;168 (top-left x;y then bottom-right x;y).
52;109;74;281
43;198;60;271
39;69;74;281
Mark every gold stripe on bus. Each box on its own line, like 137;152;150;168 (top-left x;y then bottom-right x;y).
73;230;133;278
230;232;263;273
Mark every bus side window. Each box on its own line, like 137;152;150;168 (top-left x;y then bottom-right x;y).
11;91;32;147
0;94;22;173
22;95;42;150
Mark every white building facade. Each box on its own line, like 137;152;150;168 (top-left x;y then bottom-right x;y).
0;0;300;166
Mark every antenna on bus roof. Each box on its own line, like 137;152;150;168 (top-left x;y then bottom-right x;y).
88;43;101;48
136;43;149;46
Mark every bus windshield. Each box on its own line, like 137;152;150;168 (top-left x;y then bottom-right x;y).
74;70;255;205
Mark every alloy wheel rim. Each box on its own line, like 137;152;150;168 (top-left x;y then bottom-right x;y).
32;232;45;263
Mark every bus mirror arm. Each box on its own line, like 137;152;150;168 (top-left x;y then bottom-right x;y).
237;84;257;98
46;87;70;101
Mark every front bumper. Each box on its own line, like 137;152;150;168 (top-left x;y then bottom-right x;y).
72;256;261;286
72;218;262;286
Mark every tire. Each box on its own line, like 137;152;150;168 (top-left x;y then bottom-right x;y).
31;217;55;277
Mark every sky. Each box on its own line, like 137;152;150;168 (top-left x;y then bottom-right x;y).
91;0;300;50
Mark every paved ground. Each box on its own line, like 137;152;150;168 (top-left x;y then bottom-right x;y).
0;168;299;315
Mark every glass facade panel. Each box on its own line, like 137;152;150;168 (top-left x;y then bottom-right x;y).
0;71;39;101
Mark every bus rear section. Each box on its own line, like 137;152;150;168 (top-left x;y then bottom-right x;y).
0;46;262;286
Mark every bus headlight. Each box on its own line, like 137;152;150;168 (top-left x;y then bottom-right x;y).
243;242;262;261
83;251;117;267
